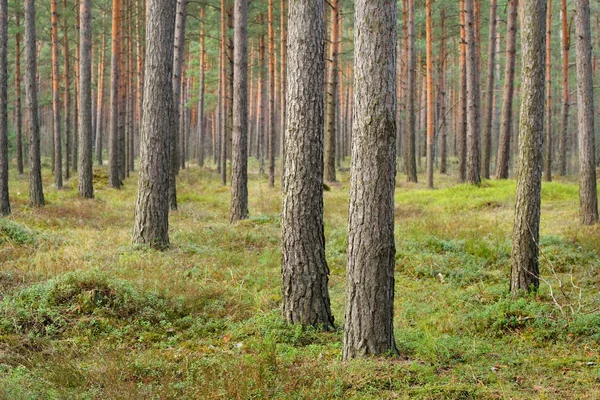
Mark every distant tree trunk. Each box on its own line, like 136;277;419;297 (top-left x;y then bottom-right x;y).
404;0;417;182
51;0;63;189
439;9;447;175
574;0;599;225
343;0;398;360
230;0;249;222
197;7;205;167
118;2;126;181
24;0;45;207
109;0;121;188
457;0;467;182
15;13;24;176
63;0;71;181
135;0;145;164
425;0;434;189
282;0;334;330
127;0;134;173
0;0;9;215
95;16;106;165
324;0;338;183
267;0;276;187
280;0;287;184
558;0;570;176
132;0;175;249
258;29;266;174
72;0;79;172
465;0;481;185
481;0;497;179
219;0;226;181
544;0;553;182
77;0;93;198
495;0;518;179
511;0;546;294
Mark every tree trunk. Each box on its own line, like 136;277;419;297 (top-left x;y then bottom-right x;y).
511;0;546;294
280;0;287;185
574;0;599;225
404;0;417;182
465;0;481;185
425;0;434;189
457;0;467;182
439;9;447;175
495;0;518;179
51;0;63;188
109;0;121;188
72;0;79;172
77;0;93;198
230;0;249;222
558;0;570;176
0;0;9;215
132;0;176;249
481;0;497;179
63;0;71;181
268;0;276;187
282;0;334;330
544;0;553;181
95;16;106;165
24;0;45;207
344;0;398;360
324;0;338;183
198;7;205;167
258;30;266;173
15;13;24;176
219;0;226;181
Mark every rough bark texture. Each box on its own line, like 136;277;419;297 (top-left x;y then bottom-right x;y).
0;0;9;215
482;0;497;180
230;0;249;222
78;0;94;198
558;0;570;176
132;0;175;249
404;0;417;183
457;0;467;182
425;0;434;189
343;0;398;360
511;0;546;294
465;0;481;185
51;0;63;188
282;0;334;329
24;0;44;207
15;13;23;175
109;0;121;188
324;0;338;183
574;0;599;225
496;0;518;179
544;0;553;182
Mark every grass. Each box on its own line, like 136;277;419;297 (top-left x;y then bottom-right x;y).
0;159;599;399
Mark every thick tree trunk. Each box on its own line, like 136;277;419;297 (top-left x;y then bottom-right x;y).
481;0;497;179
425;0;434;188
51;0;63;188
404;0;417;182
109;0;121;188
496;0;518;179
324;0;338;183
282;0;334;330
465;0;481;185
0;0;9;215
230;0;249;222
343;0;398;360
511;0;546;294
15;13;24;175
267;0;276;187
544;0;553;182
574;0;599;225
24;0;45;207
558;0;570;176
78;0;94;198
457;0;467;182
132;0;175;249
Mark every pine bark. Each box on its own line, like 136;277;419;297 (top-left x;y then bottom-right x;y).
544;0;553;181
279;0;287;184
574;0;599;225
511;0;546;294
558;0;570;176
0;0;9;215
51;0;63;188
109;0;121;188
78;0;93;198
465;0;481;185
457;0;467;182
24;0;45;207
95;17;106;165
324;0;338;182
282;0;334;330
404;0;417;182
439;9;447;175
343;0;398;360
495;0;518;179
481;0;497;179
425;0;434;189
197;7;206;167
267;0;276;187
132;0;176;249
230;0;249;222
15;13;24;175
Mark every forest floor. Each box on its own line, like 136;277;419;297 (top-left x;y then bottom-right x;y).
0;160;599;399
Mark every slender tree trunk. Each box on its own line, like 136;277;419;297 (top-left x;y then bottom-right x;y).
109;0;121;188
15;13;24;175
324;0;338;182
198;7;205;167
511;0;546;294
73;0;79;172
280;0;287;185
78;0;93;198
282;0;334;330
267;0;276;187
343;0;398;360
496;0;518;179
425;0;434;189
258;21;266;174
219;0;226;180
457;0;467;182
127;0;135;173
558;0;570;176
405;0;417;182
481;0;497;179
465;0;481;185
24;0;45;207
118;3;127;181
574;0;599;225
63;0;71;181
0;0;9;215
543;0;553;182
439;9;447;175
51;0;63;188
132;0;176;249
95;16;106;165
